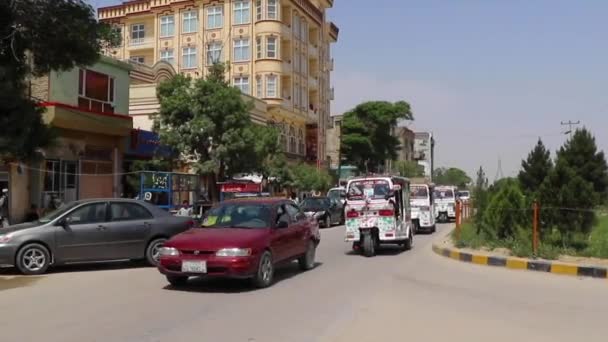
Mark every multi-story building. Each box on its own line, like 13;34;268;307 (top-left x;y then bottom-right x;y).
325;114;342;169
414;132;435;181
98;0;339;165
396;126;415;162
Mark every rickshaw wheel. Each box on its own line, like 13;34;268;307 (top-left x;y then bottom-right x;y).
362;234;376;257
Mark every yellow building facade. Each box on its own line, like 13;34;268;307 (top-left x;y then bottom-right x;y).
99;0;339;165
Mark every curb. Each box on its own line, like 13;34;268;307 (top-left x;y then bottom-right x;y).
432;244;608;279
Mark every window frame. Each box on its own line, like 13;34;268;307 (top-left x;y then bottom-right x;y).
182;46;198;69
265;74;277;98
130;23;145;44
255;0;262;21
234;76;250;94
233;0;251;25
110;202;154;222
256;76;263;98
267;0;278;20
266;36;277;58
256;36;263;59
233;38;251;62
182;10;199;34
206;6;224;29
206;41;222;65
78;68;116;114
66;202;109;225
159;49;174;64
159;15;175;38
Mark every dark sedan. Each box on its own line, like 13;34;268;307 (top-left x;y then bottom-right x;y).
300;197;343;228
0;199;194;275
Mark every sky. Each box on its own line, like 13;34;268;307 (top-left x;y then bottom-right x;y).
91;0;608;180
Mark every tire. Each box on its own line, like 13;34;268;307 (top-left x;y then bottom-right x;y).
404;231;413;251
145;238;167;266
166;275;188;287
298;241;316;271
431;224;437;233
16;243;51;275
362;233;376;257
252;251;274;288
323;215;331;228
340;213;345;225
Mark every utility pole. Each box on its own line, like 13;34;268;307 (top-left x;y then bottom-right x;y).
561;120;580;138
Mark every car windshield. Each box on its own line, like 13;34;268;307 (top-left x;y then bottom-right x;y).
327;189;344;200
37;202;79;223
201;203;271;229
347;180;390;200
302;198;330;210
435;189;455;199
411;186;429;199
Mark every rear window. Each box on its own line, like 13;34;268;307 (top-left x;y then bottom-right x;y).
347;180;390;200
411;186;429;199
435;189;455;199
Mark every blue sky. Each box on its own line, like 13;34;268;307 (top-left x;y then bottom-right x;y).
92;0;608;180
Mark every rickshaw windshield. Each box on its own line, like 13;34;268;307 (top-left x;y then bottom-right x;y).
347;180;390;200
411;186;429;199
435;189;455;199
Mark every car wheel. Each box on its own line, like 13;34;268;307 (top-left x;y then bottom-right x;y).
146;238;167;266
252;251;274;288
166;275;188;287
16;243;51;275
323;215;331;228
298;241;316;271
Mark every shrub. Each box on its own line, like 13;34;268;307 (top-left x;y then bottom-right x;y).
481;182;529;241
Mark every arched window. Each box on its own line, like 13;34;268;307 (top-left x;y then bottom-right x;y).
298;128;305;155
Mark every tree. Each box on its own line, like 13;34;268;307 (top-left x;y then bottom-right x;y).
555;128;608;204
518;139;552;195
0;0;120;160
289;163;332;192
481;181;528;240
393;160;424;178
341;101;413;173
155;63;256;200
250;125;292;190
472;166;489;232
433;167;471;188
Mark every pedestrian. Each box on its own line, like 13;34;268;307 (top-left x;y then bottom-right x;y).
177;200;193;216
25;204;40;222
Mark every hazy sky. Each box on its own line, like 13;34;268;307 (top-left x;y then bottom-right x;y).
92;0;608;180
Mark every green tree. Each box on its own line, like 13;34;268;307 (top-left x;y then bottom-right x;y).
0;0;120;160
289;163;332;192
433;167;471;188
481;181;528;240
393;160;424;178
250;125;292;190
472;166;489;232
555;128;608;204
155;63;256;200
341;101;413;173
518;139;553;196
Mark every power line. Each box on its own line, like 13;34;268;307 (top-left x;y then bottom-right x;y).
560;120;580;138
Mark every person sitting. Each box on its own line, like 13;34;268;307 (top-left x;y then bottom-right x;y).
177;200;193;217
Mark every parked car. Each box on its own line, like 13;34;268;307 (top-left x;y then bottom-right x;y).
301;196;344;227
0;199;194;275
157;198;321;288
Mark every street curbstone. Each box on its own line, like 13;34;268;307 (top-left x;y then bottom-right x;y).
432;243;608;280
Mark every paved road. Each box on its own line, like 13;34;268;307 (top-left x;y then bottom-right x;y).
0;224;606;342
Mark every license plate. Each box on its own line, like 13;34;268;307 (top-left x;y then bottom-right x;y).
181;260;207;273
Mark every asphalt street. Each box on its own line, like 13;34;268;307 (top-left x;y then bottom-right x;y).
0;223;606;342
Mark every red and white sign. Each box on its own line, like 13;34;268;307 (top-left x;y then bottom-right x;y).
220;183;262;193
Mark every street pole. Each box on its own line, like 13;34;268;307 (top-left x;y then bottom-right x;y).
336;126;342;186
560;120;580;138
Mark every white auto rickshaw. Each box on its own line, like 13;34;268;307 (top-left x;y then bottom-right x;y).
410;182;436;233
344;175;413;257
434;185;457;222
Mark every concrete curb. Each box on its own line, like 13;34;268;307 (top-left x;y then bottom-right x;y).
432;244;608;279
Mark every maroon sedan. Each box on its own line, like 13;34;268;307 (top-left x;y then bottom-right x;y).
157;198;320;288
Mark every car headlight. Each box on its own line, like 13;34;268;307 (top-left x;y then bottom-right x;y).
0;234;11;244
314;211;325;218
159;247;180;256
216;248;252;257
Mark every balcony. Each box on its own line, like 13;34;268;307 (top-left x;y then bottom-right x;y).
128;37;154;50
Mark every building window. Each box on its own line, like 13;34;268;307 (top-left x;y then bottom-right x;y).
233;1;250;25
130;23;145;44
267;0;278;20
160;49;174;64
302;87;308;110
255;0;262;21
160;15;174;37
294;84;300;107
78;69;115;114
256;76;262;98
207;6;223;29
301;53;307;74
298;128;305;155
206;41;222;65
265;74;277;98
266;36;277;58
294;52;300;73
300;20;308;42
182;11;198;33
234;77;250;94
233;38;250;62
182;47;197;69
129;56;145;64
289;125;297;154
293;15;300;39
256;37;262;59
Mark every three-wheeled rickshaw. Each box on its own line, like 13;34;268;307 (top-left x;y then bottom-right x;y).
344;175;413;257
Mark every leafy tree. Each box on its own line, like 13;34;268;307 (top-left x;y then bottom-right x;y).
155;63;256;200
481;181;528;240
518;139;552;196
0;0;120;160
472;166;489;232
341;101;413;173
289;163;332;192
555;128;608;204
393;160;424;178
250;125;291;190
433;167;471;188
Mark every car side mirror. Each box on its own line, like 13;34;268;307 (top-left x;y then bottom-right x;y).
60;217;72;229
277;220;289;229
384;190;395;200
